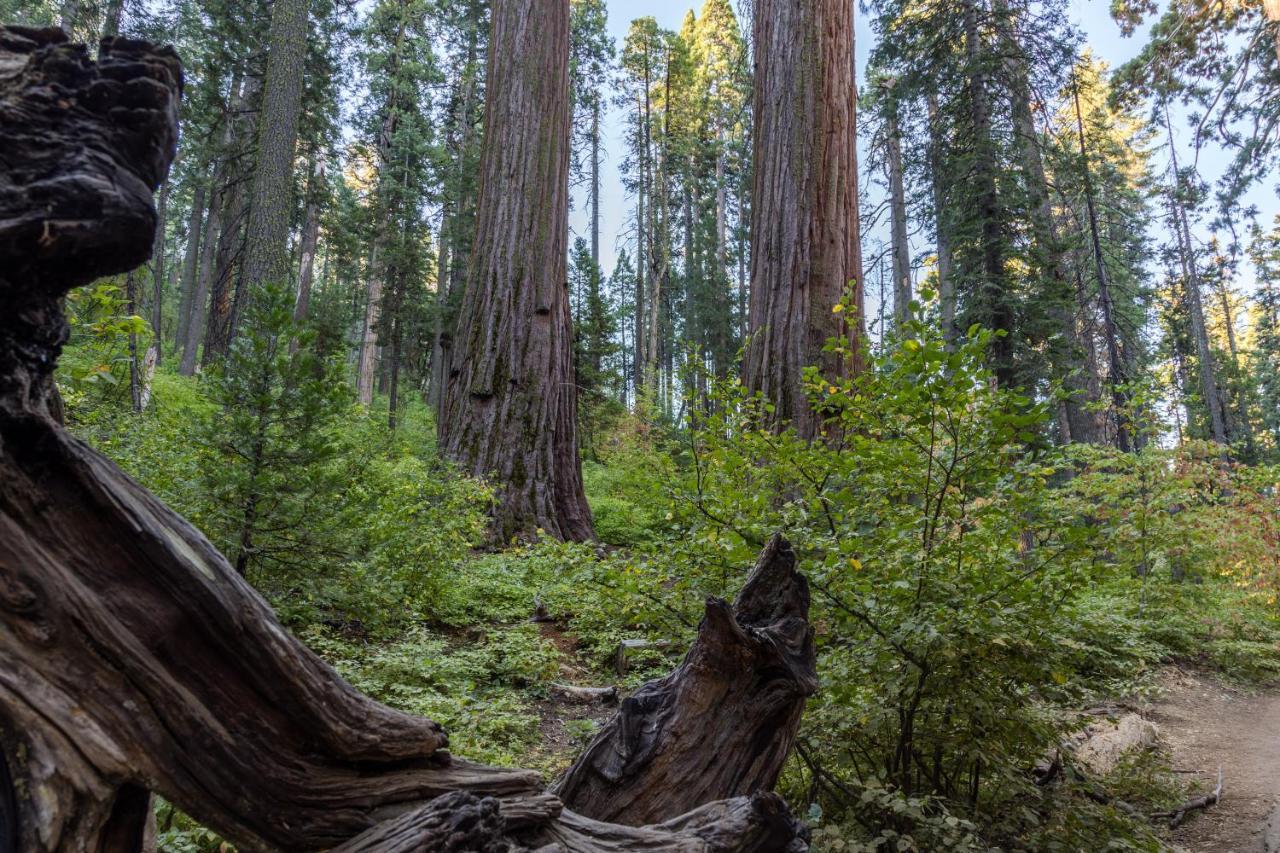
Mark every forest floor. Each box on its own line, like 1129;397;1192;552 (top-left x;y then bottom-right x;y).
1149;667;1280;852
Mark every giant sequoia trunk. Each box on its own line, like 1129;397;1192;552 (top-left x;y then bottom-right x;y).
0;28;807;851
438;0;595;542
743;0;865;439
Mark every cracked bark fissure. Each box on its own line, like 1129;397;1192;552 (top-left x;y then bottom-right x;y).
0;28;810;851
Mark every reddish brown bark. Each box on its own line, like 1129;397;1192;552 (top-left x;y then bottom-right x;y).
743;0;865;439
439;0;594;542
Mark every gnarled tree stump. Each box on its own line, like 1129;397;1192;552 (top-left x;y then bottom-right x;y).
555;535;818;825
0;26;810;853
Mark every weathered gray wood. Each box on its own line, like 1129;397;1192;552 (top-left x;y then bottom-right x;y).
555;535;817;825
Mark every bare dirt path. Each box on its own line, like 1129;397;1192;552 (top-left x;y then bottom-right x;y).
1148;668;1280;852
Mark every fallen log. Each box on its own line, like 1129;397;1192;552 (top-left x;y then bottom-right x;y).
555;535;819;825
0;26;809;852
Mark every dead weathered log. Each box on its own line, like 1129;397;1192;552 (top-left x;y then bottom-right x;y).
0;26;809;852
555;535;818;825
541;792;810;852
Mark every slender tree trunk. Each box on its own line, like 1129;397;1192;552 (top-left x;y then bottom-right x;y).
126;271;142;412
999;14;1098;444
715;137;726;273
430;217;452;413
884;88;911;330
743;0;864;439
293;154;324;327
1164;105;1227;445
635;93;647;398
58;0;79;34
203;74;261;365
387;269;404;430
644;59;665;398
238;0;308;306
1212;259;1257;455
357;244;383;406
439;0;594;543
100;0;125;37
149;178;169;360
964;0;1013;386
591;97;601;267
174;183;205;353
1072;77;1131;452
737;132;748;342
927;93;956;347
201;175;249;365
430;1;481;412
180;181;223;376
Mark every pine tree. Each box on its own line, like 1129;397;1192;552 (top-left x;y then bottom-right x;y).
201;280;348;578
1249;218;1280;456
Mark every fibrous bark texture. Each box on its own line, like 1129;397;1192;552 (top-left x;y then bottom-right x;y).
439;0;595;542
0;27;807;853
743;0;865;439
555;535;817;825
237;0;307;302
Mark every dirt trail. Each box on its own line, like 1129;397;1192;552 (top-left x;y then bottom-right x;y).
1149;669;1280;852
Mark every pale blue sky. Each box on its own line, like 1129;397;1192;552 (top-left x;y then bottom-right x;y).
568;0;1276;329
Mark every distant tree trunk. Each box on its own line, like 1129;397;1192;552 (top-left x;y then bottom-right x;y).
100;0;125;38
964;0;1014;387
591;97;601;267
202;75;261;366
180;181;223;376
357;244;383;406
1072;77;1131;452
430;224;451;412
58;0;79;34
716;135;727;274
1164;104;1227;445
884;87;911;330
634;101;647;398
201;174;248;364
174;183;205;352
430;0;482;413
999;16;1099;444
126;271;142;412
387;268;405;430
439;0;595;543
149;178;169;359
645;60;668;398
743;0;864;439
1210;258;1256;456
238;0;308;306
293;154;324;328
927;93;956;346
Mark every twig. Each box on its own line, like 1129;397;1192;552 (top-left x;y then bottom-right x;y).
1152;767;1223;828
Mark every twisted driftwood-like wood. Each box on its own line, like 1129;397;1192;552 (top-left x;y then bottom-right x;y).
555;535;818;825
0;25;809;852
